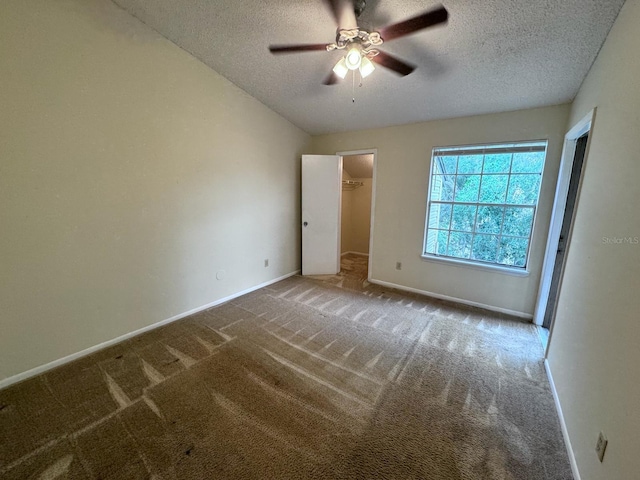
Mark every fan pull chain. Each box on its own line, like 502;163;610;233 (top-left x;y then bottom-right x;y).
352;69;355;103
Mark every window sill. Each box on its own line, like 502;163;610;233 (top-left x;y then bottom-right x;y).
420;254;531;277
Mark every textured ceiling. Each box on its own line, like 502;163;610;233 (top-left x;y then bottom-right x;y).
111;0;625;135
343;154;374;178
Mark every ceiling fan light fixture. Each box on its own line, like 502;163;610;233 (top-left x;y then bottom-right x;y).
332;58;349;79
268;4;451;86
345;46;362;70
359;56;375;78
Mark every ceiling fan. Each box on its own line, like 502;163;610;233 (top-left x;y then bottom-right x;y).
268;0;449;85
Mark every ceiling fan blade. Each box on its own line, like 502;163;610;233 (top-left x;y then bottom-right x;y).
323;0;358;29
323;71;341;85
370;51;416;76
378;5;448;42
269;44;328;54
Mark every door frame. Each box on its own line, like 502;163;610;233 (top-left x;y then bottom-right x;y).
336;148;378;282
533;109;595;336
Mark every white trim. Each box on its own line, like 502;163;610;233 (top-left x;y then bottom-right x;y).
341;251;369;257
533;109;595;327
337;149;377;283
544;359;581;480
0;270;300;390
368;278;532;319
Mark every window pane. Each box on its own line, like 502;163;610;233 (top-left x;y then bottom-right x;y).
425;228;437;254
439;203;452;229
454;175;480;202
432;175;455;201
451;204;477;233
430;174;443;201
479;174;509;203
511;152;545;173
483;154;512;173
426;229;449;255
498;237;529;267
503;207;534;237
428;203;453;230
507;174;541;204
427;206;440;232
471;234;499;263
436;156;457;175
476;205;504;234
448;231;472;259
437;230;449;255
457;155;483;174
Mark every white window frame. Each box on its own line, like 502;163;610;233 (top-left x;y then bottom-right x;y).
421;140;548;275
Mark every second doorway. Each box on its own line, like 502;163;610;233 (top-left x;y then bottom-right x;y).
340;153;374;281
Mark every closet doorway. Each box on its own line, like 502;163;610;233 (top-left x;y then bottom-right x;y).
339;149;376;282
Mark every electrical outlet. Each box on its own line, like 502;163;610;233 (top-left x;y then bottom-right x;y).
396;262;402;270
595;432;608;462
264;259;269;268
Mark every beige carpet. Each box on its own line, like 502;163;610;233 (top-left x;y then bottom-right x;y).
309;253;370;291
0;258;572;479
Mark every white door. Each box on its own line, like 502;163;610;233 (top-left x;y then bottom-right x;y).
302;155;342;275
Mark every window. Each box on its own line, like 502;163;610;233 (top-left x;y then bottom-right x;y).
423;141;547;270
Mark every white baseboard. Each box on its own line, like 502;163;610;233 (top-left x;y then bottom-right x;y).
544;359;581;480
368;278;533;319
0;270;300;390
341;251;369;257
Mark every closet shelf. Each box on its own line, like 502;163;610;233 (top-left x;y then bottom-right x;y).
342;180;364;190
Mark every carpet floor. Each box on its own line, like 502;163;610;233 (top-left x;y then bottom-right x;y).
0;256;572;479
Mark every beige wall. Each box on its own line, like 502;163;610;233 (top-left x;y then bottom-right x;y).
547;0;640;478
312;105;570;316
340;175;372;255
340;170;353;253
0;0;310;382
349;178;372;255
